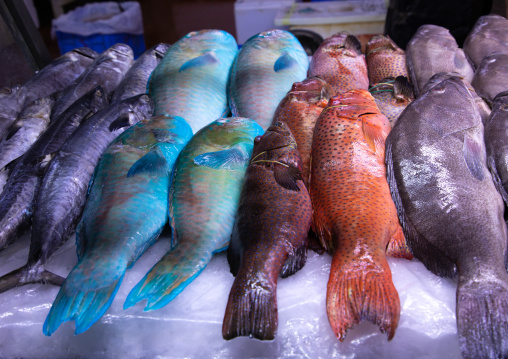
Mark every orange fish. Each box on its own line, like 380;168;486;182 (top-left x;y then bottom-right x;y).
366;35;408;86
309;89;412;341
272;76;333;189
308;32;368;96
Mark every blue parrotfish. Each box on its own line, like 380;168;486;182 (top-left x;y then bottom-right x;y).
228;29;309;131
148;30;238;134
124;117;263;311
43;115;193;336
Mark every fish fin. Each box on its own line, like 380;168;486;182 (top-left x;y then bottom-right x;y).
393;76;414;102
280;243;307;278
327;248;400;341
109;112;136;132
385;142;457;277
227;231;242;276
35;152;56;176
151;129;176;143
362;115;386;154
456;275;508;359
308;229;326;255
179;52;219;72
5;120;22;141
222;269;277;340
0;265;64;293
127;147;169;178
274;52;298;72
344;34;362;56
463;135;485;181
386;226;413;259
311;211;333;253
43;271;124;336
487;156;508;205
229;96;239;117
124;246;212;311
274;164;302;191
194;147;249;171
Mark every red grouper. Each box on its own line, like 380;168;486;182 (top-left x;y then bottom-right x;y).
365;34;408;87
309;90;412;342
222;121;313;340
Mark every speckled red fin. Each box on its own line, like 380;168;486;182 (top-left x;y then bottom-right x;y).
362;115;385;154
386;226;413;259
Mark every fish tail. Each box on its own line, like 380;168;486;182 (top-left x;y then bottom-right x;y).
456;274;508;358
326;249;400;341
43;268;124;336
222;270;277;341
386;226;413;260
0;264;64;293
123;245;212;311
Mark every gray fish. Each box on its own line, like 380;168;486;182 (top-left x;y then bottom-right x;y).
111;43;169;103
464;14;508;70
386;76;508;359
51;44;133;122
406;25;474;97
0;85;25;141
0;86;108;255
472;52;508;107
0;94;152;293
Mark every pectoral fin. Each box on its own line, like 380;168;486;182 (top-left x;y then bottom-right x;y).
393;76;414;102
109;113;135;132
463;135;484;181
274;52;298;72
274;164;302;191
362;116;385;153
127;146;169;178
179;52;219;72
194;147;249;171
5;120;23;141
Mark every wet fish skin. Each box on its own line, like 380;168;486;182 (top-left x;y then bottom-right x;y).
308;32;368;96
272;76;333;189
406;24;474;97
149;30;238;134
124;116;263;311
229;29;309;131
222;121;312;340
0;86;108;253
0;85;25;141
386;76;508;358
111;43;170;103
51;44;133;121
366;34;408;86
369;76;414;127
471;52;508;107
464;14;508;70
43;115;193;336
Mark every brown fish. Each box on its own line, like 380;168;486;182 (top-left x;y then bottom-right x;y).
310;90;411;342
271;76;333;189
308;32;369;96
223;121;313;340
369;76;414;127
366;35;408;87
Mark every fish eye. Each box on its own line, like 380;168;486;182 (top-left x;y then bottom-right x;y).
1;87;12;94
254;135;262;143
502;105;508;111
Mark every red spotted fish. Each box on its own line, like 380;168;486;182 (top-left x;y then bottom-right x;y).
365;35;408;87
369;76;414;127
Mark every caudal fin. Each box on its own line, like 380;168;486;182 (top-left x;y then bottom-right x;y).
0;264;64;293
326;252;400;341
457;276;508;358
124;245;212;311
222;271;277;341
386;226;413;260
43;269;124;336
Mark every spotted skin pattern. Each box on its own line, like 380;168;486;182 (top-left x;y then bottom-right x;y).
272;77;333;189
308;32;369;96
370;79;414;127
310;90;411;342
223;122;313;340
366;35;408;87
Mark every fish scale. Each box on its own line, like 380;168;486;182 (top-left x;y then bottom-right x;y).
366;35;408;87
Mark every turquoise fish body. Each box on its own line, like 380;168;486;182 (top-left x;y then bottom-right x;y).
43;115;193;335
124;117;263;311
228;30;309;131
149;30;238;134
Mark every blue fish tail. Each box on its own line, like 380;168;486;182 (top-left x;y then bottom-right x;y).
124;246;212;311
43;270;125;336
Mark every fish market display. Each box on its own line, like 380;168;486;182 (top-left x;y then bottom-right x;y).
471;52;508;106
0;87;108;255
0;95;153;293
228;29;309;131
310;90;411;342
464;14;508;69
308;32;368;96
50;44;133;121
125;117;263;311
149;30;238;134
43;115;193;336
365;35;408;86
406;25;474;97
272;76;333;188
369;76;414;127
223;121;312;340
385;75;508;359
111;43;170;103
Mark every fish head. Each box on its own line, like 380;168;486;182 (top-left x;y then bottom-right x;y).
210;117;264;144
181;29;238;52
251;121;297;161
71;47;98;60
0;84;25;119
245;29;302;53
320;32;362;58
153;43;170;60
288;76;333;106
366;34;403;56
108;43;134;58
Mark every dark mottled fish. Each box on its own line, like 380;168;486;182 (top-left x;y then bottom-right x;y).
0;85;26;141
0;87;108;253
308;32;368;96
472;52;508;106
369;76;414;127
222;121;312;340
406;25;474;97
0;94;152;293
386;76;508;358
365;35;408;87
